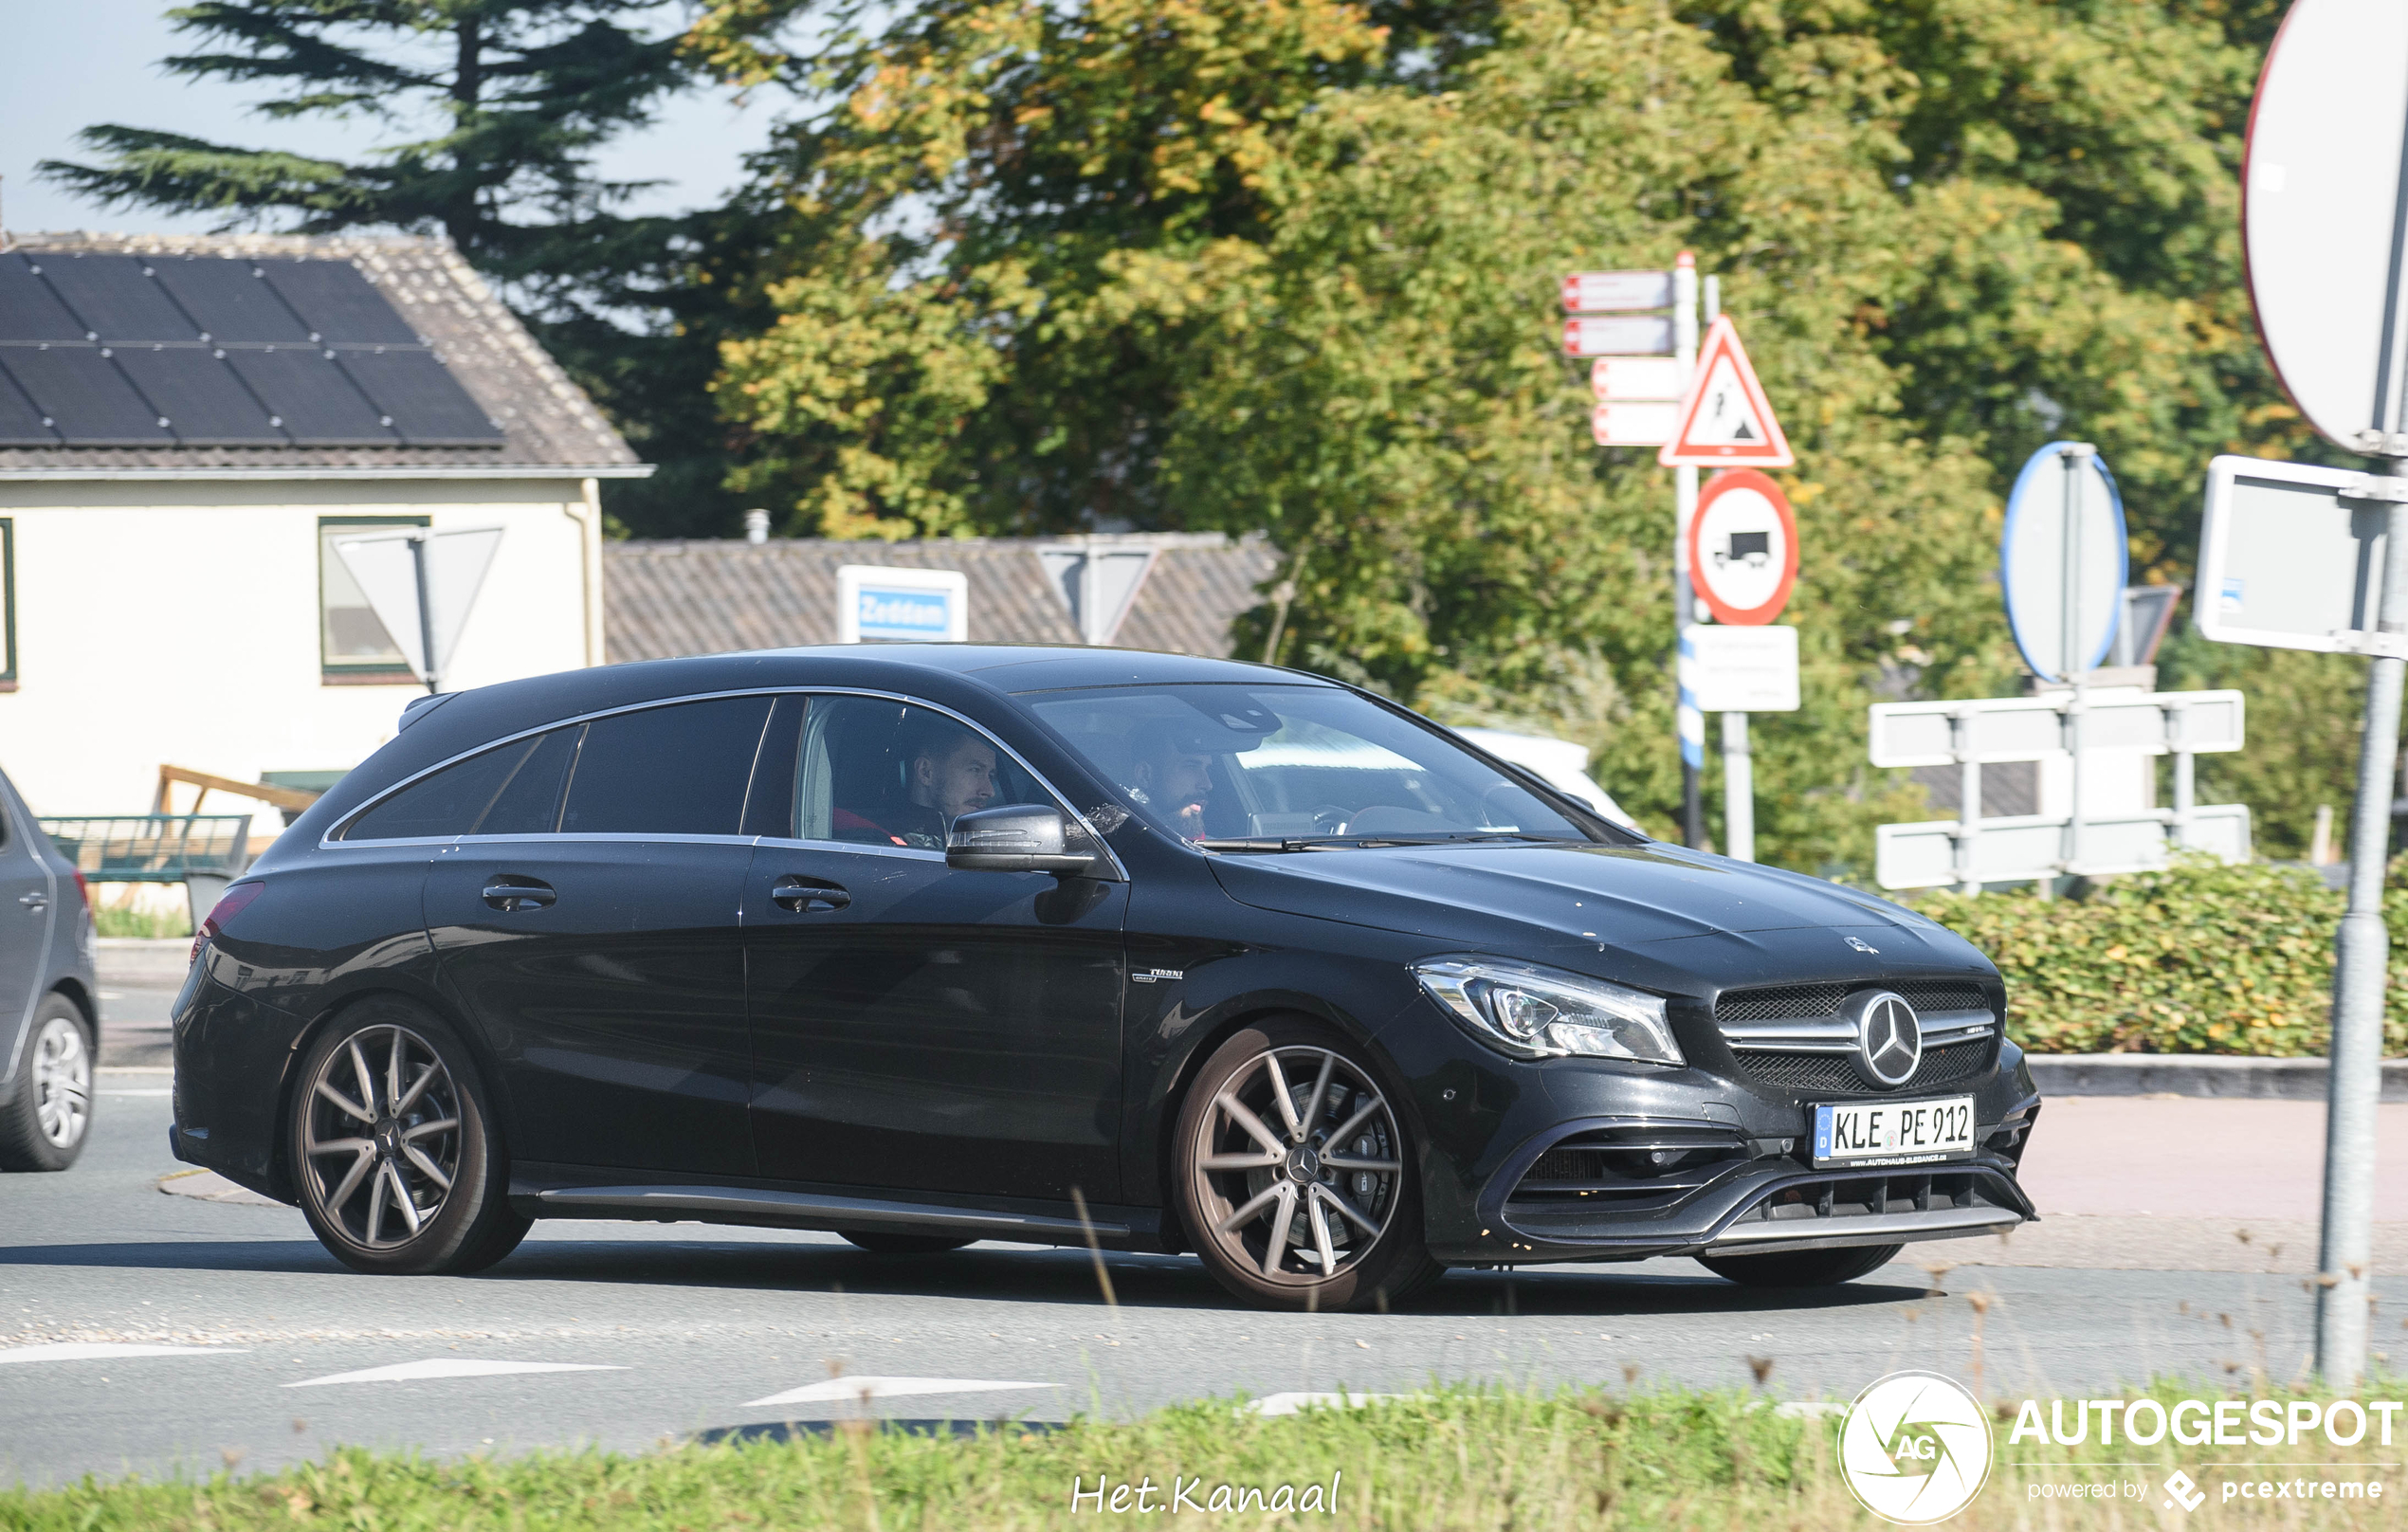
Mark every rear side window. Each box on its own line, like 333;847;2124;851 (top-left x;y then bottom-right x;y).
345;695;774;842
344;727;576;841
559;695;775;836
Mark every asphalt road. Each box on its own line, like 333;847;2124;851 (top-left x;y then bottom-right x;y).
6;1070;2401;1492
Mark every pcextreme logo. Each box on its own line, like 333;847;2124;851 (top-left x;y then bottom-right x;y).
1837;1370;1995;1524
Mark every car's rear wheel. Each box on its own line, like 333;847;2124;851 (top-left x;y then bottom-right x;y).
836;1230;975;1255
290;998;529;1275
1175;1018;1439;1312
1696;1243;1904;1287
0;994;95;1172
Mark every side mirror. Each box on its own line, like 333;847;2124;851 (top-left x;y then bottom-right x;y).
946;804;1100;877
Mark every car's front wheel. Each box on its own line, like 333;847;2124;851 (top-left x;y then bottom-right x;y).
1175;1019;1439;1312
0;994;95;1172
290;998;529;1275
1696;1243;1905;1287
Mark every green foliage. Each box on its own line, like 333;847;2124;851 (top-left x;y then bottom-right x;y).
1919;856;2408;1057
39;1;750;538
89;904;190;940
694;0;2317;877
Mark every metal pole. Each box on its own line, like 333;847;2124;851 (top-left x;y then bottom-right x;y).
1954;708;1982;896
1672;253;1705;848
2317;459;2408;1386
2061;446;2092;889
1723;711;1754;861
408;530;440;695
2168;700;2195;853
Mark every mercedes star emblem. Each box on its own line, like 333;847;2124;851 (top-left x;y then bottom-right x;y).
1843;989;1922;1088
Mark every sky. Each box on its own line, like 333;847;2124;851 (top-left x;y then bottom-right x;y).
0;0;782;239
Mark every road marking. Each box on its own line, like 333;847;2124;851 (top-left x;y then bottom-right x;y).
285;1359;626;1387
0;1342;248;1364
1245;1391;1397;1416
100;1089;172;1097
741;1376;1056;1408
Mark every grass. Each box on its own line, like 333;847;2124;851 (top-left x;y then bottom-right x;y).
89;904;191;939
3;1381;2400;1529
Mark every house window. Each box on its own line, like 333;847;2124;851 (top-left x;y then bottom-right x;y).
319;516;428;683
0;519;15;689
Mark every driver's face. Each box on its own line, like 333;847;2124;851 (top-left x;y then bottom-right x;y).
918;740;997;820
1141;750;1214;836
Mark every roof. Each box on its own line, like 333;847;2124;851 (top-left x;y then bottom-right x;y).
0;231;642;478
604;533;1282;663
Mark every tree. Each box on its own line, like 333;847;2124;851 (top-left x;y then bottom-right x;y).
41;1;751;537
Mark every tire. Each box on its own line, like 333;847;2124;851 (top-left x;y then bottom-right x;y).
1696;1242;1905;1288
0;994;95;1172
1175;1017;1440;1312
836;1230;975;1256
289;997;530;1275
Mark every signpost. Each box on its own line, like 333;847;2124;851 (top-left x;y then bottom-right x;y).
836;564;969;643
2225;0;2408;1386
1659;318;1795;470
330;525;505;694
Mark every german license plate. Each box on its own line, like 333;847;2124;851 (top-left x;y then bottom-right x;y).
1811;1096;1976;1168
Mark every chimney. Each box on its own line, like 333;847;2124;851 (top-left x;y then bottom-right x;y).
743;508;770;545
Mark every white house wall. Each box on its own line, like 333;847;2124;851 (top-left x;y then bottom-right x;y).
0;477;596;822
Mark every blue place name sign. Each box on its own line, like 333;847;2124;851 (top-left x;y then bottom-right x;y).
856;586;955;640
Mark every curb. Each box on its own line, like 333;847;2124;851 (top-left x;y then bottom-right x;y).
95;938;192;988
2029;1053;2408;1102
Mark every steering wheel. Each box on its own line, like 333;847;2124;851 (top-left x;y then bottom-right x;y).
1309;805;1351;835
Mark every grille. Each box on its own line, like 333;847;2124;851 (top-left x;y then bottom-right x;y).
1738;1040;1988;1096
1714;980;1989;1025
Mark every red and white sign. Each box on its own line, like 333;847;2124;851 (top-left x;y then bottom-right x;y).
1658;317;1793;467
1592;401;1679;447
1560;270;1672;313
1590;356;1683;401
1562;316;1673;357
1687;468;1797;625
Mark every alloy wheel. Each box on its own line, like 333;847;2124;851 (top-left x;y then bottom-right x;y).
301;1025;462;1249
30;1015;90;1150
1190;1045;1401;1285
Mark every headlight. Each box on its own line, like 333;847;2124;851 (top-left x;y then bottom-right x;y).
1412;958;1683;1065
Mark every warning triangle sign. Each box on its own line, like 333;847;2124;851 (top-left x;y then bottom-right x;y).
1658;316;1793;468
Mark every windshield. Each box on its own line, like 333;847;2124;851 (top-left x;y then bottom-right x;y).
1021;684;1613;848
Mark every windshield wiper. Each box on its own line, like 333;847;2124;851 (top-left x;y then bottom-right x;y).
1195;831;1569;852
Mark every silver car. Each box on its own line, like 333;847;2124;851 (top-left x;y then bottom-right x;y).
0;764;99;1170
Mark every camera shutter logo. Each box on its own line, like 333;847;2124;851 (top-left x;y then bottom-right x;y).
1837;1370;1993;1523
1846;990;1923;1088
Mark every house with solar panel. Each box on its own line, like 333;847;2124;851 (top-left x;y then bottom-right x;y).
0;231;646;830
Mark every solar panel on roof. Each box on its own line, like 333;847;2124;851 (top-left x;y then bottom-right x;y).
148;257;310;344
0;365;61;447
114;347;289;447
223;347;397;447
337;350;504;447
32;253;203;344
256;260;420;345
0;255;92;342
0;348;174;447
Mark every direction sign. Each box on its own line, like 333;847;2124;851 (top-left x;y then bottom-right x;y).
1659;317;1793;467
330;525;504;692
2002;441;2125;683
1562;316;1673;357
1591;401;1678;447
2244;0;2408;452
837;564;969;643
2197;454;2404;655
1560;271;1671;313
1686;468;1797;625
1686;624;1799;712
1590;356;1683;401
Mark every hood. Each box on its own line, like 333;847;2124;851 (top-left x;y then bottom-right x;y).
1208;842;1989;975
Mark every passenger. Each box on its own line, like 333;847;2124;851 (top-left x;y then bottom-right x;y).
1129;732;1215;841
834;720;999;848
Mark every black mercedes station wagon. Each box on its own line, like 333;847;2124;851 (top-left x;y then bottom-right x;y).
170;647;2038;1310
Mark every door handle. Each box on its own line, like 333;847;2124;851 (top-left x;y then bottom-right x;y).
771;877;850;913
19;893;46;911
482;880;556;912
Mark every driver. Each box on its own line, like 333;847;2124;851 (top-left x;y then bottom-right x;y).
1129;732;1215;841
839;721;998;848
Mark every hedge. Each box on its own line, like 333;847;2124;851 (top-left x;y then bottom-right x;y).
1915;856;2408;1057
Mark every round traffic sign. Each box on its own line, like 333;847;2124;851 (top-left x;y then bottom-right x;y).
2001;441;2125;684
2244;0;2408;450
1687;469;1797;625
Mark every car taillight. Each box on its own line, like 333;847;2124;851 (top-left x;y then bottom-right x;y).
192;881;266;964
70;869;89;915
